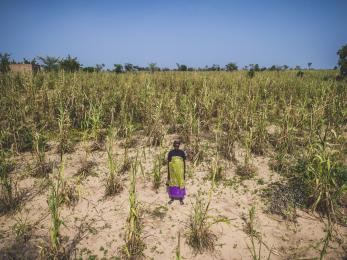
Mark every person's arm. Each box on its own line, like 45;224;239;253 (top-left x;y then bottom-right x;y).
167;163;170;180
184;159;186;180
167;152;171;183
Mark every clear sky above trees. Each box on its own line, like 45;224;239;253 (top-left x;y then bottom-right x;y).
0;0;346;69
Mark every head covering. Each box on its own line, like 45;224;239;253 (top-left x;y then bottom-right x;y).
173;140;181;146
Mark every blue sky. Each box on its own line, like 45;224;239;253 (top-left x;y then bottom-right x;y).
1;0;346;69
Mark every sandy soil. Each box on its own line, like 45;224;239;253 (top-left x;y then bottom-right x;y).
0;134;346;259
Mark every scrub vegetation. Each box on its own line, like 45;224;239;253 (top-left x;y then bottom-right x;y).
0;67;346;259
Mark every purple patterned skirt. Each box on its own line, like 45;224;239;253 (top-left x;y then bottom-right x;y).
167;186;186;199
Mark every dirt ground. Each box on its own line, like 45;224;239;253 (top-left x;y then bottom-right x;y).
1;134;346;260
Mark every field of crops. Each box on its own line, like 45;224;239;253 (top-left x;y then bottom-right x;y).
0;70;347;259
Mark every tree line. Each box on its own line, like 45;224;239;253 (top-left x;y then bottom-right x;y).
0;44;346;78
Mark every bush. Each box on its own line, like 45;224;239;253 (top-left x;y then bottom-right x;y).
0;53;11;74
337;44;347;78
296;144;347;216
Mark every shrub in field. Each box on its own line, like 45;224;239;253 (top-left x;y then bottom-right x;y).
0;155;21;214
186;170;229;253
185;137;206;165
272;111;296;154
236;129;256;180
244;206;272;260
60;177;80;207
88;104;106;151
268;152;295;177
16;125;35;152
217;130;237;161
76;159;96;179
297;143;347;217
12;214;34;242
33;132;52;177
186;190;217;253
152;156;161;190
145;104;166;146
296;71;304;78
105;134;123;196
121;162;145;258
42;163;67;259
206;154;225;184
76;130;96;179
119;147;132;175
250;121;269;156
57;106;73;160
248;69;255;78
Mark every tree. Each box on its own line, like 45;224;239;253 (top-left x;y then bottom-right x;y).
210;64;220;71
176;63;187;71
307;62;312;70
148;63;158;73
269;65;277;71
124;63;134;72
337;44;347;78
38;56;60;71
31;58;38;65
60;55;81;72
268;65;282;72
226;62;238;72
248;69;255;78
0;53;11;73
133;65;145;71
114;64;123;73
254;64;260;71
82;67;95;72
95;64;105;72
21;58;39;65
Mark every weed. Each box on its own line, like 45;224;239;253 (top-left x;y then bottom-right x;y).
206;156;225;183
176;231;182;260
236;164;256;180
300;143;347;217
12;214;34;242
33;131;52;177
105;133;123;196
245;206;262;260
0;156;20;214
186;170;229;253
76;159;96;179
121;161;145;258
152;157;161;189
47;162;66;257
57;105;73;160
261;181;306;221
151;205;168;220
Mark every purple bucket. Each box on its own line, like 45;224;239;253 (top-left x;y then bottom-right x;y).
168;186;186;199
